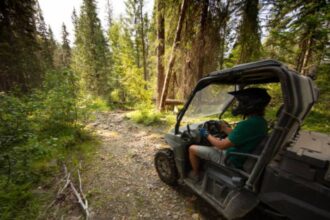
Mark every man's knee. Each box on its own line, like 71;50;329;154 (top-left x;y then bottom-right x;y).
189;145;198;154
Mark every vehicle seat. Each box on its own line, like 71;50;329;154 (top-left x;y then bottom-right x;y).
243;136;269;173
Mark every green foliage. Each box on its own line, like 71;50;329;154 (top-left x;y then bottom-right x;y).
34;70;79;131
263;0;329;74
0;183;42;220
303;64;330;133
72;0;109;96
0;69;91;219
85;96;111;111
127;105;162;125
108;20;152;107
235;0;261;63
126;104;177;128
0;0;44;91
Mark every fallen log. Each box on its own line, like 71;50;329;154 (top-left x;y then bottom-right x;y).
165;99;184;105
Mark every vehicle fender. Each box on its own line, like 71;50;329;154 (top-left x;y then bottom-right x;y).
164;133;190;177
164;133;184;149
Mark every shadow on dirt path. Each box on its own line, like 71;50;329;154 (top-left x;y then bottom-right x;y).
70;111;224;220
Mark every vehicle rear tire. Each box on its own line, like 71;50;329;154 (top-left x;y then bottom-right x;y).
154;148;178;186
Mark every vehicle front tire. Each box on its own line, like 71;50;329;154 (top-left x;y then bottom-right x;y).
154;148;178;186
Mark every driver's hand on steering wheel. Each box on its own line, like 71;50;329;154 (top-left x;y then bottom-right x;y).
199;128;209;138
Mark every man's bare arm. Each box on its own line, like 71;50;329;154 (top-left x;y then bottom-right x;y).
206;135;234;150
219;121;233;135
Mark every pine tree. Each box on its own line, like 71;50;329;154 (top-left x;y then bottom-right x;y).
108;19;150;106
72;0;109;96
106;0;113;29
156;0;165;105
35;1;55;69
72;8;78;29
265;0;329;76
124;0;150;85
0;0;43;91
235;0;261;63
61;23;71;68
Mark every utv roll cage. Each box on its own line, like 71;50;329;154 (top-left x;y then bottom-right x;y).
175;59;319;191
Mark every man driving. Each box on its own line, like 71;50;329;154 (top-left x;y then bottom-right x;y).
188;88;271;180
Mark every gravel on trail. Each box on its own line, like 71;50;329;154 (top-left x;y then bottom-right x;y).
62;111;223;220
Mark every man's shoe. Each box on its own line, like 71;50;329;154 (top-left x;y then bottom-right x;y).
188;171;201;183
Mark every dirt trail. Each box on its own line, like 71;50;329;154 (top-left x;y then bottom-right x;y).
68;111;222;219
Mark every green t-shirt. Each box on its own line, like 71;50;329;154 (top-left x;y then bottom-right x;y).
226;115;267;169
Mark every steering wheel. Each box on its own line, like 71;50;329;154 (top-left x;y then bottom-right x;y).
181;124;201;144
200;120;229;145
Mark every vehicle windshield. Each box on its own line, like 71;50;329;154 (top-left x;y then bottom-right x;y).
184;84;235;119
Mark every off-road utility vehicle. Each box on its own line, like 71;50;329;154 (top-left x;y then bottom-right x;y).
154;60;330;220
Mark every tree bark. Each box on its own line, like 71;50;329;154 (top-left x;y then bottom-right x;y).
238;0;260;63
139;0;148;85
159;0;189;111
197;0;209;80
301;38;313;75
156;0;165;105
218;1;230;70
296;29;313;75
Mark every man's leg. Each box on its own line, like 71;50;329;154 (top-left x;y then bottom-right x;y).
189;145;200;176
189;145;222;176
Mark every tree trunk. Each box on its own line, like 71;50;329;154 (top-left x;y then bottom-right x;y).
159;0;189;111
296;39;306;73
139;1;148;85
301;38;313;75
238;0;260;63
296;28;313;75
218;1;230;69
197;0;208;80
156;0;165;106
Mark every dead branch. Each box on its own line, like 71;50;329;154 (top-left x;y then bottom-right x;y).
70;181;90;219
58;173;71;195
39;169;71;219
78;168;88;210
40;163;90;220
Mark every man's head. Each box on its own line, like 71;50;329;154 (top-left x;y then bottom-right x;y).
229;88;271;116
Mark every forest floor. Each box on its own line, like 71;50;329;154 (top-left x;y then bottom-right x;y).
46;111;223;220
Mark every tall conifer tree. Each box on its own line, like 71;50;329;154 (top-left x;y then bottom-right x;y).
61;23;71;68
124;0;150;84
264;0;329;76
35;1;55;69
72;0;109;96
0;0;42;91
236;0;261;63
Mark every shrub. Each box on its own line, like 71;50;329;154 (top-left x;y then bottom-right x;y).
127;108;162;125
0;69;91;219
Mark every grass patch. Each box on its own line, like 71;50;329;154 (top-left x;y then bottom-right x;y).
126;109;161;125
86;96;111;112
126;107;175;126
